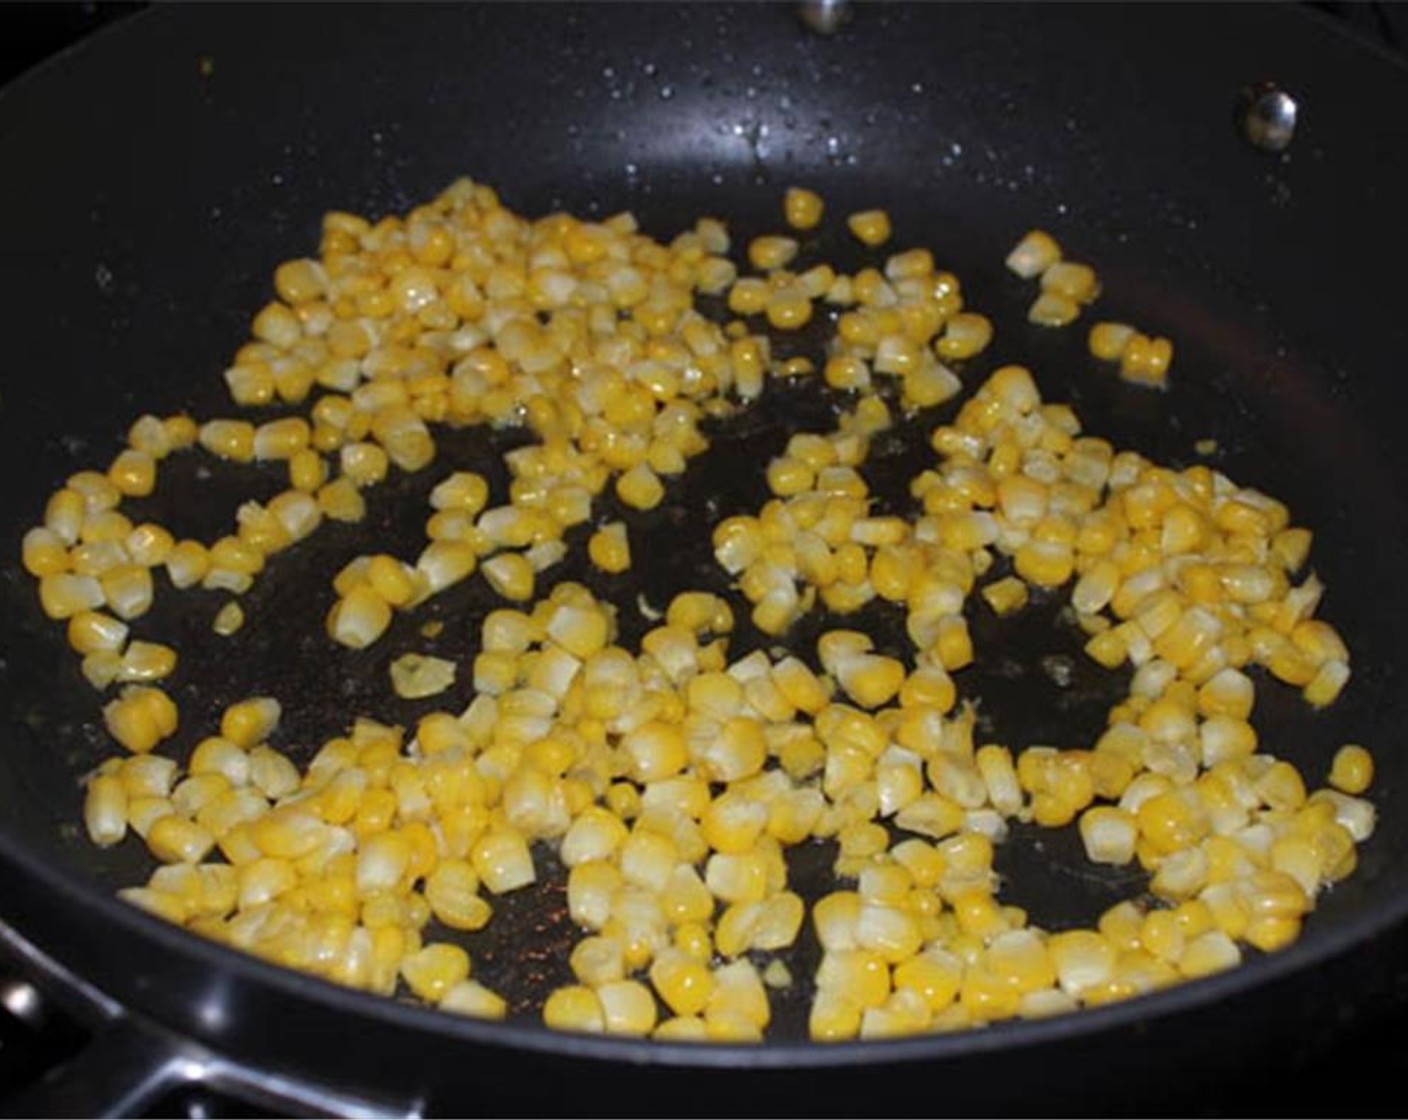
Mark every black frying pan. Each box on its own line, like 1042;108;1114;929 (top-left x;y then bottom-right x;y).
2;3;1408;1115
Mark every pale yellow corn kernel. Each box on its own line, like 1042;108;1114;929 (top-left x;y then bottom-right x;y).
705;850;769;905
38;572;105;620
1005;229;1061;278
929;613;974;671
983;928;1056;995
1028;291;1080;328
784;186;824;231
728;278;773;319
586;521;632;574
748;235;799;272
1329;744;1374;795
219;697;281;750
1118;333;1172;388
245;748;297;803
21;526;71;577
569;935;626;989
1041;261;1099;303
188;736;250;787
251;417;311;461
1199;716;1257;767
471;829;535;894
1079;806;1138;865
108;449;157;498
847;209;892;247
1088;321;1136;361
401;943;472;1004
936;313;993;361
104;686;178;754
317;477;366;522
1178;930;1242;979
287;448;328;493
118;754;178;800
115;641;176;683
543;985;605;1033
649;948;715;1017
213;600;246;636
834;654;905;710
817;948;892;1013
44;488;87;545
411;541;473;596
84;774;128;847
425;861;492;931
1197;667;1256;721
596;980;659;1037
326;586;393;649
854;902;923;964
100;564;155;620
198;419;257;462
146;814;215;864
352;555;411;609
164;540;210;589
66;610;129;655
439;980;507;1020
1044;929;1115;997
652;1016;710;1042
809;988;863;1041
980;576;1029;617
1302;658;1350;708
1137;788;1211;855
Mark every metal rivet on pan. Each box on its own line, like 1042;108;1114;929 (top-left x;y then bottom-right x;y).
797;0;852;34
0;977;47;1028
1240;82;1298;152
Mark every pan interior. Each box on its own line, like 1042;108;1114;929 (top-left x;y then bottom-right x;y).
0;1;1406;1048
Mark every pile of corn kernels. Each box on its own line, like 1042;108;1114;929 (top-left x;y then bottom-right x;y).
19;178;1376;1041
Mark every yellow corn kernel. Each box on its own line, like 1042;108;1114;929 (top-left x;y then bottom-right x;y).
597;979;659;1037
401;943;472;1004
1005;229;1061;278
649;948;715;1017
21;527;70;577
588;522;631;574
1120;333;1173;389
784;187;824;231
748;235;799;272
1328;744;1373;795
543;985;605;1033
1088;321;1135;361
847;209;892;247
616;463;666;511
116;640;177;683
1302;658;1350;709
66;610;129;655
214;697;279;751
471;829;535;894
728;277;771;317
1028;291;1079;328
108;449;157;497
38;572;105;620
103;686;178;754
316;478;366;522
936;313;993;361
440;981;507;1020
1041;261;1099;303
146;814;215;864
425;861;493;931
198;419;257;462
84;774;128;847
